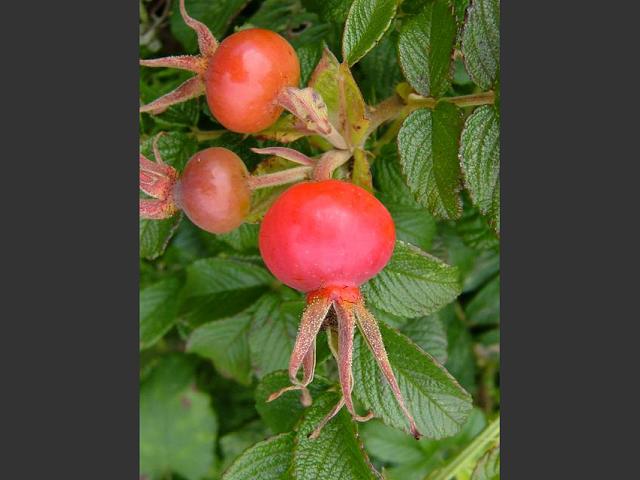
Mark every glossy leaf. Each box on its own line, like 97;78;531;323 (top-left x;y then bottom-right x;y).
397;104;464;219
397;0;457;97
342;0;398;66
352;322;473;438
460;105;500;234
462;0;500;89
362;241;461;318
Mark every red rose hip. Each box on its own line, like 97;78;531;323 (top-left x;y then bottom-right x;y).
260;180;421;440
205;29;300;133
259;180;395;292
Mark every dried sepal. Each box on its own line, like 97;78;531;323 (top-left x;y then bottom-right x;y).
353;302;421;439
139;136;179;220
139;76;205;115
251;147;315;166
276;87;348;150
139;0;215;114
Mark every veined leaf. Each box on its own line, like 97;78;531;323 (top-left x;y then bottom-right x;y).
471;445;500;480
397;0;457;97
362;241;461;318
397;104;464;219
292;392;380;480
222;432;295;480
342;0;398;66
461;0;500;90
460;105;500;234
352;322;473;439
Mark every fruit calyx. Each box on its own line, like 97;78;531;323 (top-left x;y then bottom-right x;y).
267;285;421;440
139;0;215;115
139;134;178;220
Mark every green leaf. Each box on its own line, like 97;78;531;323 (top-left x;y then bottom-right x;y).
461;0;500;90
140;216;182;261
353;322;472;438
219;421;271;473
397;0;457;97
292;392;379;480
358;32;404;103
249;294;303;378
140;355;218;480
440;303;477;394
308;48;369;146
297;43;323;86
255;370;331;433
179;257;273;329
303;0;354;23
460;105;500;234
362;408;487;480
471;445;500;480
217;224;260;253
342;0;398;66
362;241;461;318
456;203;499;250
401;314;448;364
398;103;462;219
360;419;425;464
426;416;499;480
465;275;499;326
223;432;295;480
140;278;183;350
171;0;249;53
187;313;253;385
397;104;463;219
374;145;437;251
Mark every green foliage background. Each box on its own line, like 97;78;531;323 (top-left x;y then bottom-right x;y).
140;0;500;479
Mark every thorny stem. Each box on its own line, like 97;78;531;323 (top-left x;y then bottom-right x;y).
246;166;313;190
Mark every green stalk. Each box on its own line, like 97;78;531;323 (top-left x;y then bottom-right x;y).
425;415;500;480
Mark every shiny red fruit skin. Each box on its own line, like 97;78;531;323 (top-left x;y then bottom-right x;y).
205;28;300;134
259;180;396;293
175;147;250;234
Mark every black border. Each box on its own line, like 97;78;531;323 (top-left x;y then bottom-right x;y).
2;0;639;478
502;1;638;478
2;0;139;478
